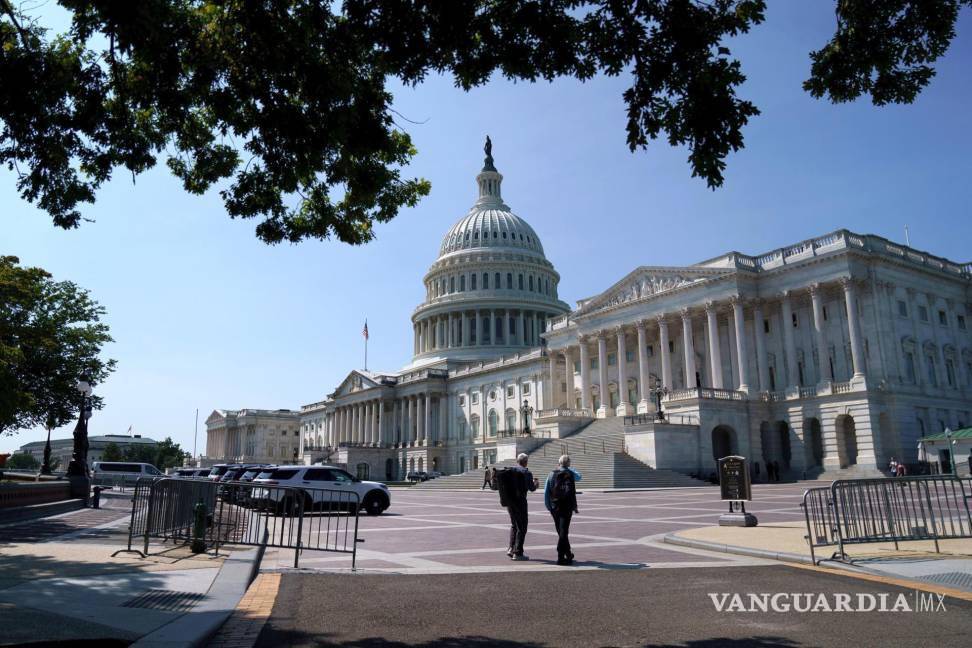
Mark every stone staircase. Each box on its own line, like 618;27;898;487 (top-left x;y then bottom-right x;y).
416;417;710;490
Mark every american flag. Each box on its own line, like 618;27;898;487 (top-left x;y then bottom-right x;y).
362;320;369;340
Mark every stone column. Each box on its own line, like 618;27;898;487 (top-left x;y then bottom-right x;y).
752;299;770;391
730;296;751;392
423;393;431;445
705;302;724;389
377;400;385;446
597;333;609;417
350;404;358;445
842;278;866;379
475;310;482;346
579;337;592;411
363;402;371;446
410;396;418;444
808;283;828;384
563;348;575;409
519;310;526;345
439;394;448;443
616;327;632;415
681;309;696;389
780;291;799;388
489;309;496;345
416;396;424;444
548;353;560;407
413;323;418;355
636;322;650;412
658;316;672;389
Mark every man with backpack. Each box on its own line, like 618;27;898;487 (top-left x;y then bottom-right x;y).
544;454;582;566
496;453;538;560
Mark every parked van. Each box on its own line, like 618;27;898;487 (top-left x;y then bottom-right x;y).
92;461;163;484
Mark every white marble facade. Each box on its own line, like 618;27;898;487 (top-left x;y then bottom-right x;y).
277;142;972;481
203;409;301;466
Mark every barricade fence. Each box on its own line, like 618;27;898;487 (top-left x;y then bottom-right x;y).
116;477;362;569
802;475;972;564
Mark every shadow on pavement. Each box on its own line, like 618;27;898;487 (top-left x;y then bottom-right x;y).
257;632;546;648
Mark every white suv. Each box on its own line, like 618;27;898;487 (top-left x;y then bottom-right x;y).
251;465;391;515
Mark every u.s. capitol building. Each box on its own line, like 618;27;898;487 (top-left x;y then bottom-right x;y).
208;141;972;483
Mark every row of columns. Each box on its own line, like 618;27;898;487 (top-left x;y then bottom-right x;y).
320;393;449;448
550;279;867;414
413;309;550;354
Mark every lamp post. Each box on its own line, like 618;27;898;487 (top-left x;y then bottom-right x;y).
944;427;956;475
66;379;93;499
652;385;668;421
520;399;533;436
41;415;55;475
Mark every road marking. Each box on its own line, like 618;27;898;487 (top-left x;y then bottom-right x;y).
785;563;972;602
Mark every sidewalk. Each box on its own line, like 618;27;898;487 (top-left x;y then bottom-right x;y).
0;495;258;646
664;520;972;593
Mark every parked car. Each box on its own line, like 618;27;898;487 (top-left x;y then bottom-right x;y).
92;461;163;484
206;464;235;481
427;471;443;479
406;471;429;483
251;465;391;516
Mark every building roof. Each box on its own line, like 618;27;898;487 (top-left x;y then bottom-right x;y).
919;428;972;442
18;434;158;451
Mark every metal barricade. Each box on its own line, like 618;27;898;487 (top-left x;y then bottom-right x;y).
112;475;167;557
802;475;972;564
120;477;363;568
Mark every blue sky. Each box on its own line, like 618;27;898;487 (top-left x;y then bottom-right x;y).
3;3;970;454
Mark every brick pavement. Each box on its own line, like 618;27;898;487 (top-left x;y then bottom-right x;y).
209;573;282;648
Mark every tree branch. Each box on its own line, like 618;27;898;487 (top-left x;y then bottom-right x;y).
0;0;30;49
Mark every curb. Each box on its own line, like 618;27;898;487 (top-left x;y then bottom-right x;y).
0;498;86;525
131;545;266;648
662;532;815;566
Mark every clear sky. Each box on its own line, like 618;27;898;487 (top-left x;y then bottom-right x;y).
3;3;970;454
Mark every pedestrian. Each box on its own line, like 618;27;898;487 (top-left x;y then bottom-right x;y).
544;454;581;566
771;460;780;482
896;462;906;477
481;465;492;490
502;453;538;561
889;456;898;478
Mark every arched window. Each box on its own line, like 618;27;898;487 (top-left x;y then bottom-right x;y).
471;274;477;290
505;408;517;433
495;272;501;288
545;278;550;295
483;273;489;289
529;276;534;292
507;273;513;289
488;410;499;436
457;418;466;439
460;275;466;291
470;414;480;438
450;276;455;292
518;274;524;290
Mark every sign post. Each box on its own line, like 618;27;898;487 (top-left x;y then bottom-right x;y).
717;455;757;527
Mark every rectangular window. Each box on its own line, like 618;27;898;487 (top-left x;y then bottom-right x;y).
522;383;531;395
471;393;479;404
959;315;967;330
668;341;675;354
897;300;908;317
905;352;917;383
574;360;580;372
939;310;948;326
792;313;799;328
591;358;598;369
763;320;770;334
458;395;465;406
506;385;514;397
626;350;635;363
607;353;616;366
918;305;929;321
822;306;829;321
646;344;654;357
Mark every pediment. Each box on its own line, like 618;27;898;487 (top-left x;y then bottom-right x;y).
205;409;230;425
331;370;380;398
576;266;731;315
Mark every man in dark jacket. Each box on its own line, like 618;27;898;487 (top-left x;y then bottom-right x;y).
544;454;582;565
505;453;538;561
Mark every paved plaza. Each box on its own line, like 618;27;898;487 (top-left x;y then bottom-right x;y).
262;482;807;573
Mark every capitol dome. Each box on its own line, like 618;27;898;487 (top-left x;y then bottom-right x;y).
410;138;569;364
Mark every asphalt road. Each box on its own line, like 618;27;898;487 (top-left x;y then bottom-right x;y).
256;565;972;648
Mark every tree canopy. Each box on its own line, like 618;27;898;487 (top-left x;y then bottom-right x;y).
1;1;967;245
121;437;188;470
0;256;115;435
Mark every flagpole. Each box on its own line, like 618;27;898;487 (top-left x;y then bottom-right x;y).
193;408;199;461
364;319;368;371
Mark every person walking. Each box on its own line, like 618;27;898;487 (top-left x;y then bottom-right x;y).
889;456;898;478
481;466;492;490
502;453;538;561
544;454;581;566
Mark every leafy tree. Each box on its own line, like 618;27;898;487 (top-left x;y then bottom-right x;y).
101;442;123;462
123;437;187;470
6;452;40;470
1;1;966;245
0;256;115;435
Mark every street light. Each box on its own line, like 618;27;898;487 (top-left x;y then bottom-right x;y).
520;399;533;436
66;378;93;498
41;414;55;476
944;427;956;475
